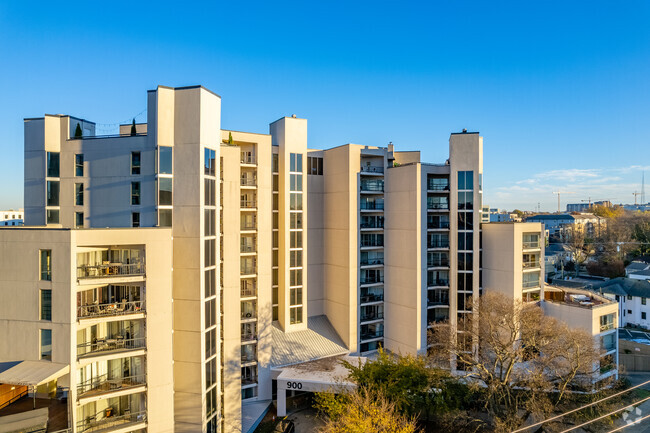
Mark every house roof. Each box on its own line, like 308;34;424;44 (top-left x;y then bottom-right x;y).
0;360;69;387
270;315;348;368
595;277;650;298
627;261;650;273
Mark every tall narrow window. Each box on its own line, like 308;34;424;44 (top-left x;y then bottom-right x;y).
40;249;51;281
131;152;141;175
131;182;141;205
46;152;60;177
47;181;60;206
75;212;84;228
75;154;84;176
159;209;172;227
46;210;59;224
40;329;52;360
132;212;140;227
40;290;52;321
75;183;84;206
159;178;173;205
159;146;173;174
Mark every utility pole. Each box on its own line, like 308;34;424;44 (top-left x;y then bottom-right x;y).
552;191;576;213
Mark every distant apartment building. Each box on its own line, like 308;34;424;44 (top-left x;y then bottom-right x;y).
566;201;612;213
0;209;24;226
0;85;618;433
526;213;605;239
594;277;650;330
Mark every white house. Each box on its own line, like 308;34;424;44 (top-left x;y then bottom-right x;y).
594;278;650;329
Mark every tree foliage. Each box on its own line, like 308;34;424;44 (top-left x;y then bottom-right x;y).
314;387;420;433
130;118;137;136
428;292;602;430
74;123;82;137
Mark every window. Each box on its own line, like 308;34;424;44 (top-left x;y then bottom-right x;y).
643;312;647;320
40;249;51;281
75;183;84;206
40;290;52;321
628;309;633;314
159;178;173;205
47;181;60;206
204;148;216;176
290;306;303;324
628;295;633;300
458;191;473;210
290;153;303;172
131;152;141;175
75;212;83;228
159;209;172;227
204;179;215;206
46;209;59;224
132;212;140;227
40;329;52;360
131;182;140;205
75;154;84;176
46;152;60;177
272;153;279;173
643;298;647;305
290;231;303;249
159;146;173;174
308;156;323;175
457;170;473;190
600;313;616;331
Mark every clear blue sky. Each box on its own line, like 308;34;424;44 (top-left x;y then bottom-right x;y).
1;1;649;211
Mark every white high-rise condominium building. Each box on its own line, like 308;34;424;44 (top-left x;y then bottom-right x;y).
0;85;618;433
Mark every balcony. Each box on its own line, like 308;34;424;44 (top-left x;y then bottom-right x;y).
241;283;257;298
240;200;257;209
242;376;258;386
240;244;256;254
523;240;540;249
240;220;256;231
241;332;257;342
427;291;450;306
427;241;449;249
241;154;256;165
427;203;449;211
360;276;383;285
522;280;540;289
78;301;144;320
360;166;384;174
240;177;257;187
76;410;146;433
360;221;384;230
427;182;450;192
427;259;449;268
241;351;257;364
360;330;384;340
77;374;146;398
360;201;384;211
360;180;384;192
360;258;384;266
360;293;384;304
427;279;449;287
523;259;541;269
77;337;146;358
427;221;450;229
360;311;384;322
77;262;145;279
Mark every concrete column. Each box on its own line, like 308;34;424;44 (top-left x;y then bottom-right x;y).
277;388;286;416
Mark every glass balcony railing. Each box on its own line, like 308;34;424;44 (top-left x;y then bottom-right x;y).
241;332;257;342
77;374;146;397
78;300;144;319
427;221;450;229
240;177;257;187
427;259;449;267
77;262;145;279
360;276;384;285
76;410;146;433
241;284;257;298
523;260;541;269
240;221;256;230
427;181;450;191
240;200;257;209
427;241;449;249
427;279;450;287
360;257;384;266
241;351;257;363
360;180;384;192
77;337;145;357
427;203;449;210
360;311;384;322
522;280;540;289
241;155;256;164
523;240;540;249
242;376;258;386
240;244;256;253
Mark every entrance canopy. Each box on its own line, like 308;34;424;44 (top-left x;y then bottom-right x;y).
0;361;69;387
275;355;366;416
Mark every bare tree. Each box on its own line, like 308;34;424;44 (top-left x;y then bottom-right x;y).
428;292;601;429
565;225;595;276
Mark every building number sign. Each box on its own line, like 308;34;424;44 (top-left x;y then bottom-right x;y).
286;381;303;390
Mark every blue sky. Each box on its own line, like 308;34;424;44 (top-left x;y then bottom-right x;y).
1;1;649;211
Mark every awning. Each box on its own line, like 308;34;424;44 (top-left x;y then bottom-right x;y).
0;361;69;387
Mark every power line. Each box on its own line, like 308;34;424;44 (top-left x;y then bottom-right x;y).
511;379;650;432
558;395;650;432
606;413;650;432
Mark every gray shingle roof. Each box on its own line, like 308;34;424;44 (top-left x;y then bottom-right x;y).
595;277;650;298
271;315;348;368
627;262;650;273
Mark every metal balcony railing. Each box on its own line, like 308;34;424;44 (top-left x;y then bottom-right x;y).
76;410;147;433
240;221;256;230
427;221;450;229
523;241;540;249
523;260;541;269
241;353;257;363
241;310;257;320
77;262;145;279
240;177;257;186
240;200;257;208
78;300;144;319
241;286;257;298
427;279;449;287
360;181;384;192
77;374;146;396
77;337;145;357
360;258;384;266
522;280;540;289
242;376;258;386
241;333;257;342
427;203;449;210
360;312;384;322
427;183;450;191
360;202;384;210
241;155;256;164
427;241;449;249
240;244;256;253
360;276;384;285
360;239;384;248
241;266;256;275
600;322;615;332
427;296;449;306
360;294;384;303
360;221;384;229
360;330;384;340
360;166;384;174
427;259;449;267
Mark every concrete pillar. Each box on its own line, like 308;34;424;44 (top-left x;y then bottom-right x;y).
277;388;286;416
